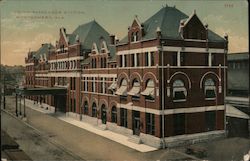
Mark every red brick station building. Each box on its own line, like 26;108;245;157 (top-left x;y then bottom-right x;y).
24;6;228;148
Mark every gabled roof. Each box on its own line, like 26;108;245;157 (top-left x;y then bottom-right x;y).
119;6;225;43
72;20;110;50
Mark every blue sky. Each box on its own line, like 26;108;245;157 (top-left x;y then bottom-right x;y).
1;0;248;65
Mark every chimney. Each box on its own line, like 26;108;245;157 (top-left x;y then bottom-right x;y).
110;34;115;45
115;37;119;44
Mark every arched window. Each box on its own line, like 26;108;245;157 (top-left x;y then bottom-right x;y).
115;78;128;96
111;106;117;123
128;79;140;98
141;79;155;100
92;102;97;117
204;78;216;99
83;101;88;115
173;79;187;102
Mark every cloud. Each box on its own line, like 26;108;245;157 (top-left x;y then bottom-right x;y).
203;14;248;53
214;27;248;53
2;33;56;65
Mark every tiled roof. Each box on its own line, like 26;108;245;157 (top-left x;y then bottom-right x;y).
33;43;54;59
143;6;188;40
72;20;110;50
119;6;225;43
108;45;116;62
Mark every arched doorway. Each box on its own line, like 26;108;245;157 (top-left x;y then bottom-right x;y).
101;104;107;124
83;101;88;115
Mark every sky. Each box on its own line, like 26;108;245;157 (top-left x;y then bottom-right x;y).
0;0;248;66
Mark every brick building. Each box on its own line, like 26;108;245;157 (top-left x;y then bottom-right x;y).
24;6;228;148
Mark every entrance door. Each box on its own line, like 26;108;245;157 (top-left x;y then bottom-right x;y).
101;105;107;124
55;94;66;112
133;111;140;135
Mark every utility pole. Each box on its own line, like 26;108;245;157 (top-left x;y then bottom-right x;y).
15;92;18;116
3;72;6;109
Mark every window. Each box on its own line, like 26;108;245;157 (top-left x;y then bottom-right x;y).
131;32;135;42
135;32;139;41
150;52;154;66
124;55;127;67
120;55;123;67
211;53;216;66
92;102;97;117
83;101;88;115
141;79;155;100
146;113;155;135
92;77;96;92
145;52;149;66
136;53;140;67
204;78;216;99
84;77;88;91
173;113;185;135
205;53;209;66
205;111;216;131
111;106;117;123
180;52;185;66
172;53;177;66
128;79;140;99
120;108;127;127
173;79;187;102
103;58;107;68
101;77;105;94
131;54;135;67
100;58;103;68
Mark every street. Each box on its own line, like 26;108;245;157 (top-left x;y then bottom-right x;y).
2;96;250;161
2;96;195;161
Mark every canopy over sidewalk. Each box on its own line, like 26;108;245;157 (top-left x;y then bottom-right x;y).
15;87;67;96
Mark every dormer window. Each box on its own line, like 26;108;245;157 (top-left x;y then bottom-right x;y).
131;32;139;42
101;41;108;53
92;43;98;54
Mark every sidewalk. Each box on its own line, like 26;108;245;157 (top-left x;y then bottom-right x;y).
22;99;157;152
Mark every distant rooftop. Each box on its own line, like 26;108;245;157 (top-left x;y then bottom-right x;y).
228;52;249;61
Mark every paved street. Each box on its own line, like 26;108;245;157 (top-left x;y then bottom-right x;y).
2;96;195;161
2;96;250;161
1;111;81;161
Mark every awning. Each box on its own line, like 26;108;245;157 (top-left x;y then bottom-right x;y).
141;87;154;97
173;87;187;97
108;82;117;91
15;87;67;96
226;104;250;119
115;86;127;96
127;86;140;96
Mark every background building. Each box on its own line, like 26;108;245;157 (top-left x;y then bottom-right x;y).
226;52;249;138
